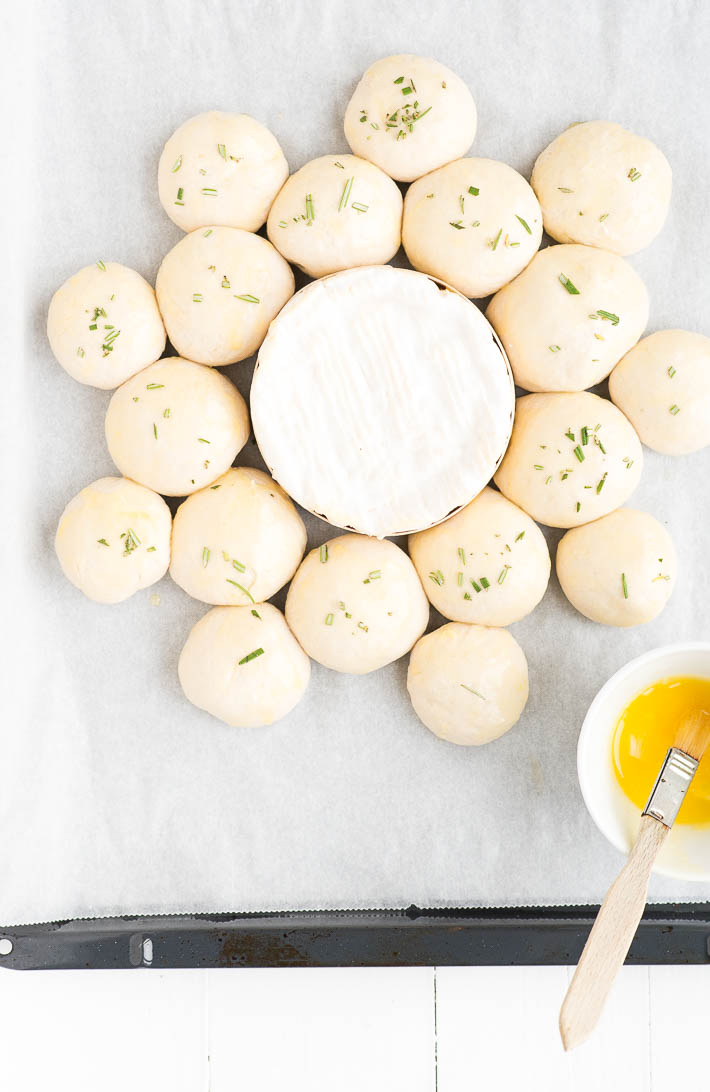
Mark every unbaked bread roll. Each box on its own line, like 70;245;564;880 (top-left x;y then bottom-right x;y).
402;158;542;298
609;329;710;455
285;534;429;674
155;227;294;366
408;487;550;625
556;508;677;626
105;358;249;496
266;153;402;278
55;476;171;603
486;243;649;392
530;121;672;255
158;111;288;233
170;467;307;605
178;603;311;728
494;392;643;529
47;262;165;389
407;623;529;745
344;54;476;182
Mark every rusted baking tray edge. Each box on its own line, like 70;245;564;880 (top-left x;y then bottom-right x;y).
2;904;710;969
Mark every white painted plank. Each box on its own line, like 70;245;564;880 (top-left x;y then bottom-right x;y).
207;967;434;1092
649;965;710;1088
0;968;208;1092
435;965;651;1092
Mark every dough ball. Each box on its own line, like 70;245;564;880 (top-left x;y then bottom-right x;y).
178;603;311;728
407;623;529;746
494;392;643;529
266;154;402;278
403;158;542;298
408;487;550;625
530;121;672;255
170;467;307;605
158;111;288;233
155;227;294;366
344;54;476;183
55;476;171;604
486;243;649;391
105;358;249;496
609;329;710;455
47;262;165;389
556;508;677;627
285;534;429;674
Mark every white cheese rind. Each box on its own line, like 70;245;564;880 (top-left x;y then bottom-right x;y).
251;266;514;538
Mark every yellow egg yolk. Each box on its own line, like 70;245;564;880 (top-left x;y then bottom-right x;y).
612;676;710;825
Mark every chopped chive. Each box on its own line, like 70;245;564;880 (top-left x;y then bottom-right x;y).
549;344;561;352
171;155;183;172
468;185;479;196
153;423;158;439
203;229;213;237
459;194;465;214
232;559;246;573
471;579;482;593
515;532;525;542
457;572;463;586
565;429;575;441
217;143;227;160
668;365;676;378
576;501;581;512
394;75;404;84
449;220;465;230
490;228;503;251
175;187;184;205
622;572;629;599
461;684;486;699
210;484;221;489
202;547;210;567
599;212;609;222
480;577;490;589
581;426;589;445
226;579;255;601
545;475;552;485
596;310;619;325
97;538;109;546
627;167;642;182
515;214;532;234
533;464;544;471
345;612;352;619
96;260;106;271
596;473;607;494
333;160;344;168
365;569;381;582
146;546;156;553
198;437;210;444
192;293;203;302
238;647;264;665
122;527;141;555
325;613;334;626
163;408;170;417
669;404;680;415
77;347;85;357
559;273;580;294
463;592;472;600
251;609;261;619
221;275;231;289
339;177;354;211
497;565;510;584
201;187;218;196
351;201;369;213
305;193;314;221
146;382;164;390
429;570;445;586
457;547;466;565
402;86;413;96
557;187;574;193
573;445;585;462
320;544;328;563
234;293;260;303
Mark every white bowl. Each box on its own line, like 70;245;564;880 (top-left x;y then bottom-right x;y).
578;641;710;882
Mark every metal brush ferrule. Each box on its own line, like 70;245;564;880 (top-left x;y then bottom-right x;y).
642;747;699;827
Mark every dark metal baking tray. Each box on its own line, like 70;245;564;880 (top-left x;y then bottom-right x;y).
2;904;710;970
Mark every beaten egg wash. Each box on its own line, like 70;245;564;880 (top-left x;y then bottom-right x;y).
612;676;710;824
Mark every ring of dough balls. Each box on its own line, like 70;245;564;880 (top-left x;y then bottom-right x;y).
609;330;710;455
408;487;550;625
403;158;542;298
55;477;171;604
47;262;165;389
494;392;643;529
407;623;529;746
344;54;477;183
170;467;307;605
530;121;672;255
178;604;311;728
486;243;649;392
155;227;294;366
285;534;429;675
556;508;677;627
266;154;402;278
158;111;288;233
105;358;249;496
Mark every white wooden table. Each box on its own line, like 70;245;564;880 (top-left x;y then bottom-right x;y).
0;964;706;1088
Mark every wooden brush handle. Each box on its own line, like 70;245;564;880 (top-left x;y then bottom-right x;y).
559;814;669;1051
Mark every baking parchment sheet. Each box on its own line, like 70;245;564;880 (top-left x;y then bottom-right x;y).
2;0;710;926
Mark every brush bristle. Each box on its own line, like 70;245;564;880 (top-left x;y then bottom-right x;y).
675;709;710;762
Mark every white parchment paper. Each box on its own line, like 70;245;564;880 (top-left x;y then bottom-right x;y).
2;0;710;925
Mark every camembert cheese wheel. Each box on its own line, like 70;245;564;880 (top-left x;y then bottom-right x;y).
251;266;514;538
